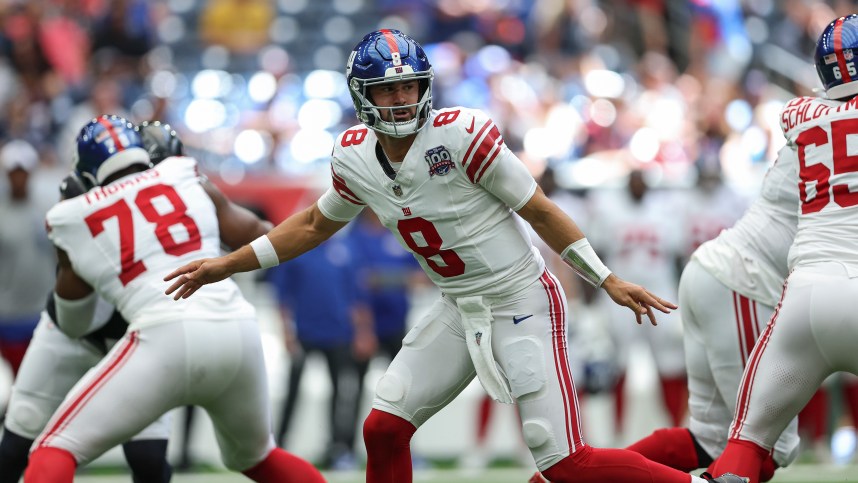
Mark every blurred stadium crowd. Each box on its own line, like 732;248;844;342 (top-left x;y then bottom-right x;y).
3;0;858;474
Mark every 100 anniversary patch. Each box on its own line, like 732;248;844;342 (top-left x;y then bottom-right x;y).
425;145;455;177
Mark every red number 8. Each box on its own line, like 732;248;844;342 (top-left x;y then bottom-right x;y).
397;217;465;277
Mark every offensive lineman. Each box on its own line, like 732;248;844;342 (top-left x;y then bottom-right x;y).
622;146;801;482
709;14;858;483
24;115;324;482
0;120;275;482
164;29;747;483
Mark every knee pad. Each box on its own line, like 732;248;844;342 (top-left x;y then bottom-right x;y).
5;397;51;440
376;373;407;404
501;337;546;399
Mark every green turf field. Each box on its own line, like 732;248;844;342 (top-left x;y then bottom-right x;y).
66;464;858;482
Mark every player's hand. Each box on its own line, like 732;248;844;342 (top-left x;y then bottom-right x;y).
164;257;232;300
601;274;677;326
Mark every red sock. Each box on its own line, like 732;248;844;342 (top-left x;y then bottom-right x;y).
613;373;626;436
659;376;688;427
710;438;769;483
541;444;696;483
798;388;828;443
24;447;76;483
760;453;777;482
241;447;324;483
476;395;493;444
364;409;416;483
842;381;858;429
626;427;700;471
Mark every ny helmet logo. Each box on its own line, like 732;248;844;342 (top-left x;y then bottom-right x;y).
425;145;455;177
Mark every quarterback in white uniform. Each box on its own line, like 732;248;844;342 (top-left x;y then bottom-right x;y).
165;29;748;483
626;145;801;482
24;116;324;483
711;14;858;483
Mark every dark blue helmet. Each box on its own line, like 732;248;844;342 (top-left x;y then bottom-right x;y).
136;120;184;165
815;14;858;100
346;29;433;137
73;115;150;189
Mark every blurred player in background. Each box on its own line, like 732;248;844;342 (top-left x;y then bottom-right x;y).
709;14;858;483
165;29;747;483
589;168;687;440
24;115;324;483
625;143;801;482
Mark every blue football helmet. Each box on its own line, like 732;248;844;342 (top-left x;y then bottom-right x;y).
73;115;150;189
346;29;433;137
815;14;858;100
136;120;184;165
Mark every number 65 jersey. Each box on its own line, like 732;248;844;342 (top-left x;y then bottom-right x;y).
781;96;858;272
319;107;545;297
45;157;255;330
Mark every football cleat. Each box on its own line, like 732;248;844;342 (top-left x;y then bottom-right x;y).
815;14;858;100
701;471;750;483
73;115;149;189
346;29;433;138
136;120;184;165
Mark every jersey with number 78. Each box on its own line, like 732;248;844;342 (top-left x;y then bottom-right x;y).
318;107;546;297
45;156;255;330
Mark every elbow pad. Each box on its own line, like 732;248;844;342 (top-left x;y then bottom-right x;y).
53;291;98;338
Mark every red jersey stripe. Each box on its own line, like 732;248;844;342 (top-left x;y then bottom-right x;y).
466;125;503;183
462;120;492;169
37;332;139;448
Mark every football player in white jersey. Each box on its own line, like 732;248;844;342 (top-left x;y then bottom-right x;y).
624;147;801;482
708;14;858;483
24;116;324;483
164;29;748;483
1;120;279;482
588;169;687;440
0;171;172;483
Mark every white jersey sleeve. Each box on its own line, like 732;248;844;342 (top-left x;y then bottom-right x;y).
318;164;366;222
46;156;255;330
326;108;545;297
693;146;799;306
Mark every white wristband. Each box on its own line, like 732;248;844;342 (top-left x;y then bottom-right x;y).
250;235;279;269
560;238;612;287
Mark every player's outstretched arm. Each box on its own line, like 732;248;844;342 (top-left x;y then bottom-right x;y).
517;187;676;325
165;202;348;300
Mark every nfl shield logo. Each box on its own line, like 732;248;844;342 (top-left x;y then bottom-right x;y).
846;49;854;61
392;185;403;197
475;331;482;346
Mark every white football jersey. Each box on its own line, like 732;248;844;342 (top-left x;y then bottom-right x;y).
780;96;858;272
318;108;544;297
693;146;799;306
46;157;254;330
588;189;681;295
679;185;747;259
